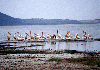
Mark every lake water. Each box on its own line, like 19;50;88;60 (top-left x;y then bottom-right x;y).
0;24;100;53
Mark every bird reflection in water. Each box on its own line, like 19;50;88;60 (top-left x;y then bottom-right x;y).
51;42;56;45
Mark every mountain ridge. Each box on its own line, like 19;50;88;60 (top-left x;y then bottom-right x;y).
0;12;100;26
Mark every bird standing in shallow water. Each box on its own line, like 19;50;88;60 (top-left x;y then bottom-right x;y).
81;31;87;40
16;32;24;41
7;32;11;40
47;34;51;39
88;34;93;40
65;31;70;38
57;30;64;39
34;33;41;40
13;33;17;40
40;32;46;39
25;32;29;40
75;33;80;39
30;31;34;39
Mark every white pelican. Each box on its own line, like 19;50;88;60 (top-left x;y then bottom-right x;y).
30;31;34;39
81;31;87;40
83;31;85;36
25;32;29;40
75;33;80;39
50;35;53;40
40;32;46;39
65;31;70;38
84;31;87;38
57;30;64;39
88;34;93;40
7;32;11;40
13;33;17;40
65;31;73;39
16;32;24;41
47;34;51;39
34;33;41;40
17;37;24;41
17;31;20;37
36;35;41;40
25;34;27;40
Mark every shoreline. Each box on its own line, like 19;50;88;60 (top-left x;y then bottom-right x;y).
0;49;100;54
0;41;100;69
0;52;100;70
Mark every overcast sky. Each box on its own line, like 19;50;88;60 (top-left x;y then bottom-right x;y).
0;0;100;20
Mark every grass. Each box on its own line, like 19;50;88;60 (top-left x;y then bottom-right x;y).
48;57;64;64
48;57;100;67
66;57;100;66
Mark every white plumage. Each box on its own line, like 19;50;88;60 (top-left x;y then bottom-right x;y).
13;34;16;40
47;34;51;39
7;35;10;40
30;35;34;39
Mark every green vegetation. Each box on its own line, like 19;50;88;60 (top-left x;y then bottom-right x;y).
48;57;64;64
48;57;63;62
66;57;100;66
48;57;100;67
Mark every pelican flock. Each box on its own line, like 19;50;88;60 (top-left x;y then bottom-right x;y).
7;30;93;41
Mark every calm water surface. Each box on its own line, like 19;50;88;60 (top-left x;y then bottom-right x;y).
0;24;100;53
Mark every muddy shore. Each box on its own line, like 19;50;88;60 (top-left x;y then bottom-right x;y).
0;49;100;70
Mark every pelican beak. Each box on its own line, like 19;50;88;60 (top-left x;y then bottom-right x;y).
26;32;29;36
57;30;58;34
8;32;11;35
17;32;19;34
42;32;43;36
30;31;31;35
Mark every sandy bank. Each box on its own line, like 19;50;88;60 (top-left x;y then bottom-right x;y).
0;53;100;70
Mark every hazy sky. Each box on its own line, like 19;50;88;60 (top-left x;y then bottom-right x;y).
0;0;100;20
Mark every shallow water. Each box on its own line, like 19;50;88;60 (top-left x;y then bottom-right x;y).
0;24;100;53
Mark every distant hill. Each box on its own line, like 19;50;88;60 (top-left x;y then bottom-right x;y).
0;12;100;26
0;12;21;26
79;20;100;24
20;18;83;25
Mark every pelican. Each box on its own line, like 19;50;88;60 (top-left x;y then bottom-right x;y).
88;34;93;40
57;30;64;39
50;35;53;40
83;31;85;36
17;31;20;37
13;33;17;40
65;31;73;39
25;35;27;40
75;33;80;39
81;31;87;40
25;32;29;40
17;37;24;41
47;34;51;39
34;33;41;40
65;31;70;38
36;35;41;40
16;32;24;41
7;32;11;40
34;33;37;39
30;31;34;39
40;32;46;39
